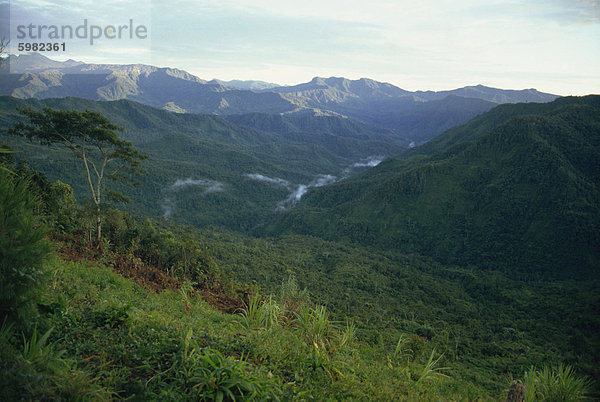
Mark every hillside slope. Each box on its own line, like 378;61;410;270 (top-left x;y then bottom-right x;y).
0;96;404;231
264;96;600;275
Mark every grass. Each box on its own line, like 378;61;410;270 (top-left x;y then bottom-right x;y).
237;293;280;331
1;249;595;400
523;364;593;401
415;348;449;385
26;256;488;399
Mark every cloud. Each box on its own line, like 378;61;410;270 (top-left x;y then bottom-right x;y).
6;0;152;64
161;197;175;218
352;156;384;168
310;174;337;187
276;185;308;211
276;174;338;211
342;155;386;177
245;173;290;187
550;0;600;24
171;178;224;193
160;177;224;218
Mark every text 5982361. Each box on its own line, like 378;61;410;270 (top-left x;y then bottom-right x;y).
18;42;66;52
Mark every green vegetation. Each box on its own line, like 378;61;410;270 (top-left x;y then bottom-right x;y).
0;95;404;232
266;96;600;275
9;106;147;244
0;168;52;325
1;97;598;400
523;364;593;401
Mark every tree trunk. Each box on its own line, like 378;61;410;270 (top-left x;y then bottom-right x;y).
506;381;526;402
96;204;102;248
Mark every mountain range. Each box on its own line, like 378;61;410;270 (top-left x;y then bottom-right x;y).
1;52;599;398
1;53;559;144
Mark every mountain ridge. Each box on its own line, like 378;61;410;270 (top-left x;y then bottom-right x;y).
263;96;600;276
0;94;405;231
2;54;558;137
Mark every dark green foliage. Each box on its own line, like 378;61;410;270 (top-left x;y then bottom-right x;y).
16;165;80;233
411;94;600;157
138;220;222;283
8;105;148;244
266;96;600;276
0;169;52;325
0;95;405;233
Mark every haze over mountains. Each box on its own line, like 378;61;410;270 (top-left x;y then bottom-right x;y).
1;53;559;144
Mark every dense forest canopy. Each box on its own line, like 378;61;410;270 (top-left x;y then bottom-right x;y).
1;92;598;400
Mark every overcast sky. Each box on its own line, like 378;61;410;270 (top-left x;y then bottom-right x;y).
2;0;599;95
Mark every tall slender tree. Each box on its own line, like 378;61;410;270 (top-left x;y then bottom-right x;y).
9;107;147;245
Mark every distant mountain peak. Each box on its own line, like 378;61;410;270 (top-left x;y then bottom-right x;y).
0;54;559;136
215;79;281;91
6;53;84;73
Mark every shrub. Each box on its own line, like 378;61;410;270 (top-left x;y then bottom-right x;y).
523;364;592;401
237;293;280;331
0;170;52;325
178;329;282;400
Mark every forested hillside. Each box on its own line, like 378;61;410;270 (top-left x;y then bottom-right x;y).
0;96;404;232
1;156;597;400
265;96;600;276
1;93;598;400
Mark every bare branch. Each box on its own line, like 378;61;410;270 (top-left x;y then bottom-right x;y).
0;37;9;68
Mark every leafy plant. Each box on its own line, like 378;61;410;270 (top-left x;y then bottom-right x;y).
296;305;330;345
237;293;263;330
0;318;14;346
0;170;52;325
277;276;310;323
237;293;280;331
415;348;449;385
523;364;592;401
21;326;65;367
393;335;407;360
338;320;356;349
51;362;115;401
180;280;196;312
179;330;280;401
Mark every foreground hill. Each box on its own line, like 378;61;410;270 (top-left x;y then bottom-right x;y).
265;96;600;275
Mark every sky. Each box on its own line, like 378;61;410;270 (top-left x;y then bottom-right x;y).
1;0;599;95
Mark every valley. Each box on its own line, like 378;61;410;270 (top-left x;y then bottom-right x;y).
0;53;598;400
